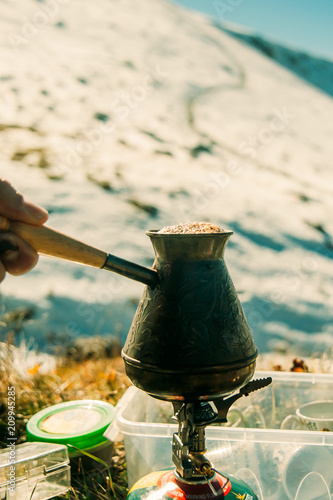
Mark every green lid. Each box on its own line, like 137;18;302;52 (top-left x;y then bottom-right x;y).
26;400;115;453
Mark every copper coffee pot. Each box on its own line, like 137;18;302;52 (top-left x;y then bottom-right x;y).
123;229;258;402
7;221;258;401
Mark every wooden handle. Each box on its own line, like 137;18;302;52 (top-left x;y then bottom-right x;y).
8;221;108;269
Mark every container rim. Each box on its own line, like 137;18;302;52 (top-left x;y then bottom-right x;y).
105;372;333;445
27;399;115;451
146;229;234;237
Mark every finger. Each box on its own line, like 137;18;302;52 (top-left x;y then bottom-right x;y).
0;179;48;225
0;215;9;230
0;261;5;282
0;233;38;276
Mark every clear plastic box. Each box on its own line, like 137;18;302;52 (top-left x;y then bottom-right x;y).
0;442;70;500
105;371;333;500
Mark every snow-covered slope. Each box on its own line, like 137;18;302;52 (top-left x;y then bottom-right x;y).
0;0;332;359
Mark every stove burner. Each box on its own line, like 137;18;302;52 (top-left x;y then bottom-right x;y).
171;378;272;481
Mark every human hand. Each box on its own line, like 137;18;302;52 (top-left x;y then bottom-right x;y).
0;179;48;282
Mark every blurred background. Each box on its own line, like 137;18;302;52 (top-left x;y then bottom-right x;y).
0;0;332;366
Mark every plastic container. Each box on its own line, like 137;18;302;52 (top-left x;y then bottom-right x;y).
27;400;115;472
0;441;70;500
105;371;333;499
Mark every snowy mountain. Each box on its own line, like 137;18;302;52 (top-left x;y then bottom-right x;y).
0;0;332;361
217;22;333;98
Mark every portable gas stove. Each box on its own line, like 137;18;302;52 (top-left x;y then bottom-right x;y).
126;378;271;500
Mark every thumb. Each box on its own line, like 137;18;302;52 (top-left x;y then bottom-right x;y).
0;179;48;225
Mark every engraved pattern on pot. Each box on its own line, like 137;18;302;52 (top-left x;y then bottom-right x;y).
122;229;258;397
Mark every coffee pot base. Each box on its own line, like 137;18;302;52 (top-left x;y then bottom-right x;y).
123;353;257;402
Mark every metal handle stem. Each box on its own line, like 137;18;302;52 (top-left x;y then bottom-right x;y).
103;254;159;287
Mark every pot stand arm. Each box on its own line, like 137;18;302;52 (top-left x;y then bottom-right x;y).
214;377;272;424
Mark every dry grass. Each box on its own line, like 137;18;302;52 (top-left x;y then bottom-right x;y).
0;343;131;499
